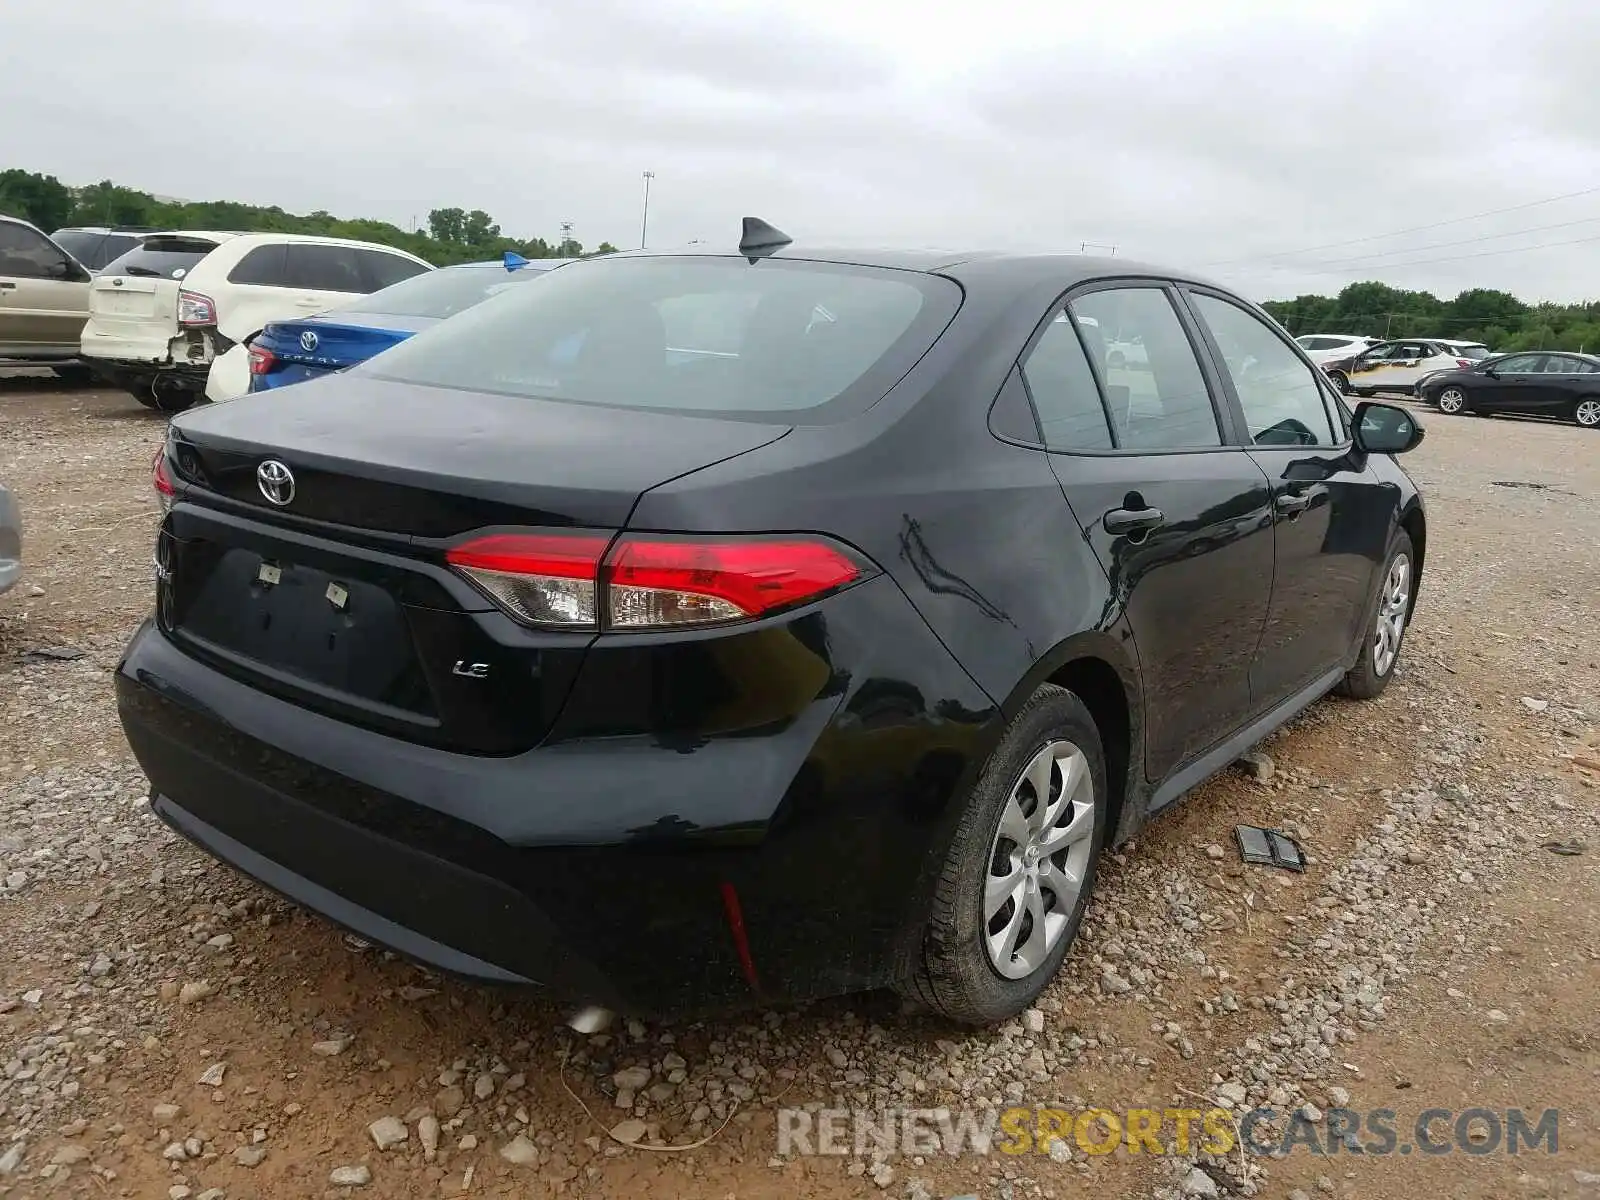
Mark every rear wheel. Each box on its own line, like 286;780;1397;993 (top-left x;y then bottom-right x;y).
1328;370;1350;393
130;379;198;414
1338;530;1414;700
50;364;94;385
1436;387;1467;414
899;685;1106;1025
1576;397;1600;428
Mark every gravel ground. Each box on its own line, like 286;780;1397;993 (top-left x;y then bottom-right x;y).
1;373;1596;1199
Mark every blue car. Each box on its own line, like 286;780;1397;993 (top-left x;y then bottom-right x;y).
246;254;569;392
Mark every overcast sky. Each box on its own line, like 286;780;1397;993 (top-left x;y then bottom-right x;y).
5;0;1599;302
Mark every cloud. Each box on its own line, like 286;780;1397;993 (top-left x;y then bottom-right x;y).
3;0;1597;299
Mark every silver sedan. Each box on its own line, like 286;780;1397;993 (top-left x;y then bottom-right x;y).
0;481;20;596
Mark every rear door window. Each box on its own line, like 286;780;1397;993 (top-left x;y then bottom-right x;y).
49;229;106;268
1066;286;1222;449
355;248;429;291
228;244;291;286
104;236;218;280
285;243;367;293
1020;312;1113;450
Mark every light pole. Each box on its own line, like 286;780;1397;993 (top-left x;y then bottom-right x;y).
641;171;655;249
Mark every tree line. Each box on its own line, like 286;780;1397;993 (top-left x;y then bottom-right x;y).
0;168;618;266
1262;280;1600;354
7;166;1597;350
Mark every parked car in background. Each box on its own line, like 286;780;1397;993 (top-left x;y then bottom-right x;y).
1322;338;1477;395
0;478;20;596
0;214;94;378
50;226;157;272
81;232;432;412
204;253;566;403
121;223;1427;1026
1436;339;1492;362
1294;333;1381;368
1420;351;1600;427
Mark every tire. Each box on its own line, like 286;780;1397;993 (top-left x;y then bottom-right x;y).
129;381;197;414
1338;530;1414;700
1328;370;1350;394
50;364;94;385
1436;387;1467;415
1108;350;1126;370
898;684;1107;1025
1575;397;1600;429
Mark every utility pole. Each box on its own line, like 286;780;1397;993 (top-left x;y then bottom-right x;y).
559;221;574;256
640;171;655;249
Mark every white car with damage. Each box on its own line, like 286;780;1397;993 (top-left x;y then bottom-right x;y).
80;232;431;411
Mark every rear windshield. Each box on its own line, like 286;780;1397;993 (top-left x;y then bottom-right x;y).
50;230;104;266
103;236;219;280
1452;344;1491;360
365;255;960;420
338;262;549;320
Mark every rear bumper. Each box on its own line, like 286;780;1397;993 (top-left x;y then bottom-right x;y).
82;324;184;365
116;576;999;1014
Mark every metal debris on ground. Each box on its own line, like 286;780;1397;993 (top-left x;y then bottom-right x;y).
19;646;86;663
1235;824;1307;871
1542;838;1586;856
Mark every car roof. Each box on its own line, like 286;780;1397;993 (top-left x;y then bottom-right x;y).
224;231;427;256
615;245;1245;294
455;257;575;271
136;230;246;243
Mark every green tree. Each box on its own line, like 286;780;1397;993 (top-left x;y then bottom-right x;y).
0;169;73;230
70;180;157;227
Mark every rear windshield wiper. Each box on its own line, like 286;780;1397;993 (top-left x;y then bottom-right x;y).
121;265;164;278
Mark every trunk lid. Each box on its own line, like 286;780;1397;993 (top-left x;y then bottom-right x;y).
83;274;181;359
170;373;790;534
82;235;225;360
158;375;791;752
256;314;426;373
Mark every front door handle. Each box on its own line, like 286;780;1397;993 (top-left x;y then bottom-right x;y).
1103;506;1165;536
1275;486;1325;515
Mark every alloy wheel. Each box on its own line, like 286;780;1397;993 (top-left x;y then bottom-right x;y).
1577;398;1600;428
1372;553;1411;677
983;740;1096;980
1437;388;1466;414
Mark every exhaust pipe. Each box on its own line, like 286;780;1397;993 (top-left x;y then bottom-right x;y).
565;1005;615;1035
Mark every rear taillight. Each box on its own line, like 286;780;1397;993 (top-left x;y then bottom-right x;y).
445;532;871;631
247;343;277;376
177;290;216;327
151;448;175;512
445;533;610;628
1456;358;1472;368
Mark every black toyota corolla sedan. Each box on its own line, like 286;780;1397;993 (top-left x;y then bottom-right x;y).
1419;350;1600;428
119;220;1426;1025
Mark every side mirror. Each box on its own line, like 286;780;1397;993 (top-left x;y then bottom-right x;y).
1352;401;1424;455
1482;366;1498;378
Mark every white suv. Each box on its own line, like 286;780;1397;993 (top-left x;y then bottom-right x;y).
80;232;432;411
1294;333;1381;367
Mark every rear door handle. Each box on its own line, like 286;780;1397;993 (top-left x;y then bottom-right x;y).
0;281;16;290
1103;506;1165;536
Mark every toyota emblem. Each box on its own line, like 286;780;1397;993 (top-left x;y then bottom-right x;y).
300;330;319;353
256;459;296;506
